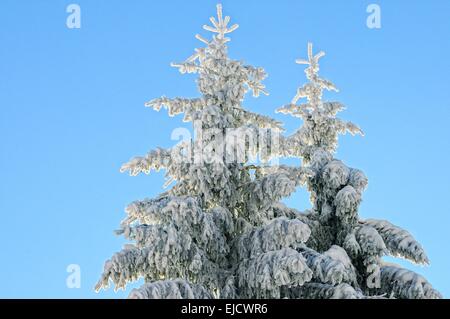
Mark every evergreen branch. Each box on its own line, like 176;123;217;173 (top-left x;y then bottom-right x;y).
145;97;204;117
233;217;311;260
237;248;313;298
378;264;442;299
129;279;213;299
363;219;430;265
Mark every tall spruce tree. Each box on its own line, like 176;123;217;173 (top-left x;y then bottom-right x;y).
276;43;441;299
96;4;313;299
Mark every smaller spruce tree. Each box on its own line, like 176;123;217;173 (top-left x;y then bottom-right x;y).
275;43;441;299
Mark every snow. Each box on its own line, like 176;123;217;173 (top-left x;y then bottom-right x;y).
96;4;440;299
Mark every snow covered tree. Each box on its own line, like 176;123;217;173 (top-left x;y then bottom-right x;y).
95;4;441;299
95;4;314;299
275;42;442;299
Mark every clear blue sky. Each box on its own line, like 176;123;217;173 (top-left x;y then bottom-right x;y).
1;0;449;298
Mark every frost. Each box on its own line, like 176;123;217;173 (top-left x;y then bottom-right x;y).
129;279;213;299
363;219;429;265
276;43;363;157
335;186;360;223
355;225;387;266
97;4;314;299
237;248;313;298
300;246;357;286
378;264;442;299
234;217;311;259
97;6;440;299
322;160;350;191
287;283;363;299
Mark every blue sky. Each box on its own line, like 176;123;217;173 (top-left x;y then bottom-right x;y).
0;0;449;298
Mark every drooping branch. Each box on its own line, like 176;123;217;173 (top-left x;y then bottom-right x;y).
121;196;234;255
300;246;357;286
241;168;312;222
378;264;442;299
233;217;311;260
237;248;313;298
128;279;213;299
363;219;429;265
95;236;221;292
286;282;363;299
355;225;388;266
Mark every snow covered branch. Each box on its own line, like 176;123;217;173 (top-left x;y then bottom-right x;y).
129;279;213;299
300;245;357;286
286;283;363;299
145;97;204;119
363;219;429;265
237;248;313;298
233;217;311;260
378;264;442;299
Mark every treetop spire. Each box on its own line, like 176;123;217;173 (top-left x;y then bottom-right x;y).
295;43;325;70
202;4;239;41
277;42;363;156
295;43;327;90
